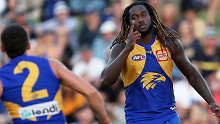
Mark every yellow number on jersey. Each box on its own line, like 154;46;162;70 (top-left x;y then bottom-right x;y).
14;61;49;102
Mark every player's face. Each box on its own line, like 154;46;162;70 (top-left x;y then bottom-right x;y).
129;5;152;35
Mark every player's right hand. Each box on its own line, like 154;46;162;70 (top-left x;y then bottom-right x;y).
126;20;141;52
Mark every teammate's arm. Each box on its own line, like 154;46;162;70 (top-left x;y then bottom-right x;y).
48;58;110;124
171;39;220;119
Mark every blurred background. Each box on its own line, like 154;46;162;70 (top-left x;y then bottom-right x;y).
0;0;220;124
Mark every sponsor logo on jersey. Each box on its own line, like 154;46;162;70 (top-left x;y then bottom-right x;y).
141;72;166;90
132;54;145;61
170;105;176;110
156;49;168;61
19;101;60;119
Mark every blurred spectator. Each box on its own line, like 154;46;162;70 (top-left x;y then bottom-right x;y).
35;32;45;57
0;0;6;15
99;80;124;123
120;0;133;9
172;18;203;82
111;0;124;33
1;0;43;25
72;45;106;86
147;0;160;13
39;29;62;60
107;89;126;124
181;0;205;13
36;27;68;61
26;39;38;56
12;0;44;24
0;100;11;124
181;0;206;41
40;0;65;21
189;103;209;124
207;0;220;26
177;19;202;61
1;0;42;40
12;7;36;39
61;86;95;124
172;64;182;82
35;27;68;62
102;0;124;33
174;76;205;121
69;0;107;14
92;20;117;62
1;0;18;26
160;2;179;29
38;1;79;52
37;1;79;67
194;26;220;79
78;5;101;48
74;105;96;124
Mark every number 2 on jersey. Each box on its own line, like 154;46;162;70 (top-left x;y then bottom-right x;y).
14;61;49;102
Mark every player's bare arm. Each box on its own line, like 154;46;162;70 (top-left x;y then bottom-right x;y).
101;20;141;86
171;39;220;117
101;43;126;86
48;58;110;124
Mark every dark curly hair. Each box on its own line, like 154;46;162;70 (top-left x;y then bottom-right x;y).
111;1;181;54
1;24;28;59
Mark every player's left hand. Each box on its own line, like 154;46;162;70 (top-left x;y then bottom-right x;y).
210;102;220;123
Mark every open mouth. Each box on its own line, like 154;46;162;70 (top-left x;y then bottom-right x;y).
139;23;147;29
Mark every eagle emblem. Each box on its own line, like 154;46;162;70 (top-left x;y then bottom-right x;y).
141;72;166;90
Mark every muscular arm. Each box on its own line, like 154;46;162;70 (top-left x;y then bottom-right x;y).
101;20;141;86
48;59;110;124
171;40;220;113
172;39;215;104
101;43;129;86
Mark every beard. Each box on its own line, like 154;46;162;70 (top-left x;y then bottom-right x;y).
139;23;153;36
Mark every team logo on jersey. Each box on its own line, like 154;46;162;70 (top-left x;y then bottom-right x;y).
19;101;60;119
132;54;145;61
141;72;166;90
156;49;168;61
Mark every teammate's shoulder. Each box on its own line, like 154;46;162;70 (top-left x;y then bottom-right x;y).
48;58;65;68
28;56;51;63
28;55;46;60
0;62;11;73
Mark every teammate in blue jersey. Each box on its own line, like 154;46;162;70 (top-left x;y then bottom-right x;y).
101;1;220;124
0;24;110;124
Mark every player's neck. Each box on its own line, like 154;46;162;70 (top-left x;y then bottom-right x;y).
138;31;153;45
6;53;27;62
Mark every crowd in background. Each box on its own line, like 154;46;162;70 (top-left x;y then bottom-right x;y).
0;0;220;124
